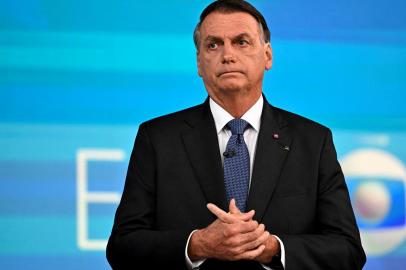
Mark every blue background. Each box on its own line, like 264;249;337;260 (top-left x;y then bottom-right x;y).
1;0;405;269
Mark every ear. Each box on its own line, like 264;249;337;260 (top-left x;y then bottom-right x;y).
264;43;272;71
197;51;202;77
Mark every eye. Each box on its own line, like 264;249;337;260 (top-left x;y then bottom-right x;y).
208;43;218;50
238;39;249;46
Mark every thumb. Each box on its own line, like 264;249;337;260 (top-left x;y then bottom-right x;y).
229;199;255;221
240;209;255;221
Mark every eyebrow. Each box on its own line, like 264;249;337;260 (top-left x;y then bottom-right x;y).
204;32;253;43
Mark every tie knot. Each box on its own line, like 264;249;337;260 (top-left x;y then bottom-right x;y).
227;119;250;135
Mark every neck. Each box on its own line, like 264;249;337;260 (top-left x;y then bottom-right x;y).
211;92;262;118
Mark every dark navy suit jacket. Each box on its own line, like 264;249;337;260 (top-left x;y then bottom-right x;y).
106;97;366;269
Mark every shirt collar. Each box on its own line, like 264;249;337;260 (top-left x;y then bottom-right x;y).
209;95;263;134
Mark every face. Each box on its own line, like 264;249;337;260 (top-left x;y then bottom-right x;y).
197;11;272;101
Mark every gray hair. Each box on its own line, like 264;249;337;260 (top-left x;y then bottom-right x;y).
192;0;271;52
193;20;268;52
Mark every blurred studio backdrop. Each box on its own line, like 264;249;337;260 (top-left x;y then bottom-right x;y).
1;0;406;269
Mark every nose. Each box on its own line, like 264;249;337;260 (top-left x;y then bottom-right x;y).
222;42;236;64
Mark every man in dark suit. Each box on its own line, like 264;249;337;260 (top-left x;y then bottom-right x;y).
106;1;366;269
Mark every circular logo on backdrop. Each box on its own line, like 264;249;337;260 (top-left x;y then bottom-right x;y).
341;148;406;256
354;181;391;224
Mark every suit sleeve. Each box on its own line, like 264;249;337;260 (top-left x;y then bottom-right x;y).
106;124;191;269
278;128;366;270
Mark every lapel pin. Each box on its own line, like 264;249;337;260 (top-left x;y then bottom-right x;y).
273;133;279;139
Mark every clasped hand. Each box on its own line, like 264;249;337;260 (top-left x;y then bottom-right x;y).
188;199;280;264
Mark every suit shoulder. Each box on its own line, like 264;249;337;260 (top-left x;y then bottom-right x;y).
138;103;204;133
273;106;330;135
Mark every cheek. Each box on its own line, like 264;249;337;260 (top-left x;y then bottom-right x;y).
201;59;217;75
250;54;267;72
241;49;264;64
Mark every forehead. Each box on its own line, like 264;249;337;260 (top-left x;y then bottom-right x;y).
199;11;261;38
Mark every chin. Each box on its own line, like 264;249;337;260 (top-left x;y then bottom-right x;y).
217;82;246;93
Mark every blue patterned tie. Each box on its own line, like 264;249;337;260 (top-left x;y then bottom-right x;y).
223;119;250;212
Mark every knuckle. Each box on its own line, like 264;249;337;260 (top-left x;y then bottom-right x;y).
222;238;231;246
251;220;259;229
248;240;257;250
231;247;241;256
246;232;257;242
229;226;238;235
247;253;256;260
254;237;262;247
251;233;258;240
255;228;262;238
223;228;231;237
224;225;235;236
245;222;255;231
265;231;271;238
238;233;246;242
256;228;264;237
229;237;240;246
261;231;269;242
243;234;253;245
238;235;247;245
236;223;244;232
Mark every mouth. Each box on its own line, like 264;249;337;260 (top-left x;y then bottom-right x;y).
218;71;243;77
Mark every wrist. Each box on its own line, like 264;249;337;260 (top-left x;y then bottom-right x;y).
187;229;206;261
258;234;281;264
269;235;281;262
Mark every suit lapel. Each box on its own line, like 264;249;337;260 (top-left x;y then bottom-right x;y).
181;100;227;210
246;100;292;221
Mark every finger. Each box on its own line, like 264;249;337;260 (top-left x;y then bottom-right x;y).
240;223;265;244
223;220;259;241
228;202;255;222
228;199;256;221
229;199;241;214
235;244;266;261
240;230;270;252
239;209;255;221
223;222;264;247
207;203;238;224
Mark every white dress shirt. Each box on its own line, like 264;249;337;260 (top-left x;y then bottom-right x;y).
185;95;285;270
